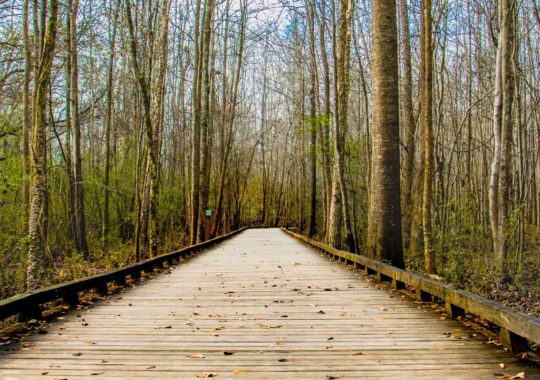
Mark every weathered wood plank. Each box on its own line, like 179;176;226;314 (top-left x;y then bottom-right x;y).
283;228;540;350
0;228;538;379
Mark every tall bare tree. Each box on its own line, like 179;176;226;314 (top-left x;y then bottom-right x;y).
366;0;404;268
27;0;59;290
489;0;515;279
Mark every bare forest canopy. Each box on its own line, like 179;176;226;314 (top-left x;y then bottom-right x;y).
0;0;539;314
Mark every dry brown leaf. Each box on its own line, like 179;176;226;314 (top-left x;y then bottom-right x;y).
84;340;96;345
326;375;344;379
146;365;156;369
353;352;363;356
195;373;218;378
22;342;33;348
187;354;206;359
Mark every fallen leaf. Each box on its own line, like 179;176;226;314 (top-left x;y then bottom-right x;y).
72;352;82;356
22;342;33;348
84;340;96;345
224;351;235;356
353;352;363;356
318;310;326;314
41;371;49;375
146;365;156;369
187;354;206;359
195;373;218;378
278;359;288;362
90;373;104;376
326;375;344;379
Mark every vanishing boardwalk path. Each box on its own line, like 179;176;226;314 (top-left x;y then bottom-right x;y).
0;229;538;379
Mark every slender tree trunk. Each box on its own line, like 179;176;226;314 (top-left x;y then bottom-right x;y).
190;0;203;244
69;0;89;256
400;0;416;251
421;0;434;274
125;0;159;256
22;0;31;217
489;0;515;280
27;0;59;290
147;0;170;256
103;0;120;244
64;4;76;247
316;1;332;238
198;0;215;242
305;0;319;237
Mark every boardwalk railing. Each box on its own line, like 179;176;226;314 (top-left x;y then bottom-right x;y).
282;227;540;352
0;228;246;322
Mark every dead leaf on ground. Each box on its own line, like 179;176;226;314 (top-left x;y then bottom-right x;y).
195;373;218;378
146;365;156;369
224;351;235;356
326;375;344;379
22;342;33;348
353;352;363;356
502;373;525;380
187;354;206;359
84;340;96;345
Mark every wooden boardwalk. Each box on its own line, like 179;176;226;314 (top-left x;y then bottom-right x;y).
0;228;538;379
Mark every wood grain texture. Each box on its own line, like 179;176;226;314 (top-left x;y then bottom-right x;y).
1;228;538;379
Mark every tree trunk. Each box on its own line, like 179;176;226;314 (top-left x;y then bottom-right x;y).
27;0;59;290
399;0;416;251
421;0;434;274
103;0;120;244
22;0;31;217
489;0;515;279
69;0;89;256
366;0;404;268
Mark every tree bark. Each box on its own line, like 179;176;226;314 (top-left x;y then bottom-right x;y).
421;0;434;274
367;0;404;268
69;0;89;256
399;0;416;251
27;0;59;290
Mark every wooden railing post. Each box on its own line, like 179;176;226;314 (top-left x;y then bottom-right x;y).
499;328;529;352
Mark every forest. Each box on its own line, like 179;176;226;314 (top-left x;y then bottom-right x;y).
0;0;538;316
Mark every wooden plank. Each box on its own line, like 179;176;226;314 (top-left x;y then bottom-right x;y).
283;228;540;350
0;228;246;321
0;228;538;379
